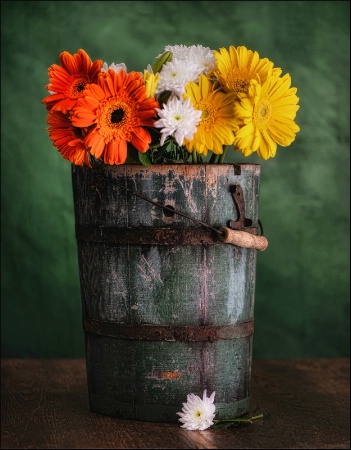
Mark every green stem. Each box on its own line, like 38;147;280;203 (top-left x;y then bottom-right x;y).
218;145;229;163
192;149;198;164
213;414;264;424
209;153;219;164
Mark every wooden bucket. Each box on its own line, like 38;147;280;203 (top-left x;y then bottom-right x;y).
71;163;261;423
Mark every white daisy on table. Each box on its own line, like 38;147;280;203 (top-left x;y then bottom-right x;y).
177;390;216;431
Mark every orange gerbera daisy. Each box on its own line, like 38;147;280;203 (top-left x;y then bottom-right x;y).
47;111;91;166
71;69;159;165
42;49;102;113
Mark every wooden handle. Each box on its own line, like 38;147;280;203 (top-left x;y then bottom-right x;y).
218;227;268;251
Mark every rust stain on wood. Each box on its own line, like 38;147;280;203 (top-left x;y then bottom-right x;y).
151;371;182;380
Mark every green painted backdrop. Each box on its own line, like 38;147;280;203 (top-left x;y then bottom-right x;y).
1;1;350;358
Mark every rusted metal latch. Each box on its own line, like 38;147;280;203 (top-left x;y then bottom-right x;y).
217;185;268;251
229;185;254;231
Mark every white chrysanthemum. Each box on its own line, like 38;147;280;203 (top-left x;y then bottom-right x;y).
154;97;202;146
177;390;216;431
156;60;203;97
156;44;189;60
160;44;216;74
101;62;127;73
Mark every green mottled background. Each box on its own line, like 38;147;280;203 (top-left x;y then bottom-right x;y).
1;1;350;358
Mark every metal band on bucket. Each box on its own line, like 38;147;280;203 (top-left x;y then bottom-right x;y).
83;318;254;342
75;225;257;246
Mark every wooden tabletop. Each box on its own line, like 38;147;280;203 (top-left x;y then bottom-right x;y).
1;358;349;449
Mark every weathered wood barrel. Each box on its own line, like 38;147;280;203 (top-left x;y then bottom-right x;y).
71;163;261;423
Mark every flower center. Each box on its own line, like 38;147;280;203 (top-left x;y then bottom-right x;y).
198;101;216;129
254;98;272;128
69;75;89;98
226;70;251;94
111;108;125;123
195;411;202;417
97;97;138;140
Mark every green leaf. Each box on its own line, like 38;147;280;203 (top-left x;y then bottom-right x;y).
124;155;139;164
157;90;172;107
138;151;152;166
152;51;173;73
126;144;142;163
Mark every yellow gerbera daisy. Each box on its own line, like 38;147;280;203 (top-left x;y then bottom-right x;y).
214;45;281;96
234;73;300;160
183;74;237;156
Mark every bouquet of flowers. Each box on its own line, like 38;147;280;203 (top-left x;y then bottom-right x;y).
42;44;300;167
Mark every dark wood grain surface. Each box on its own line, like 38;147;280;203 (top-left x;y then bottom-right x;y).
1;358;349;449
